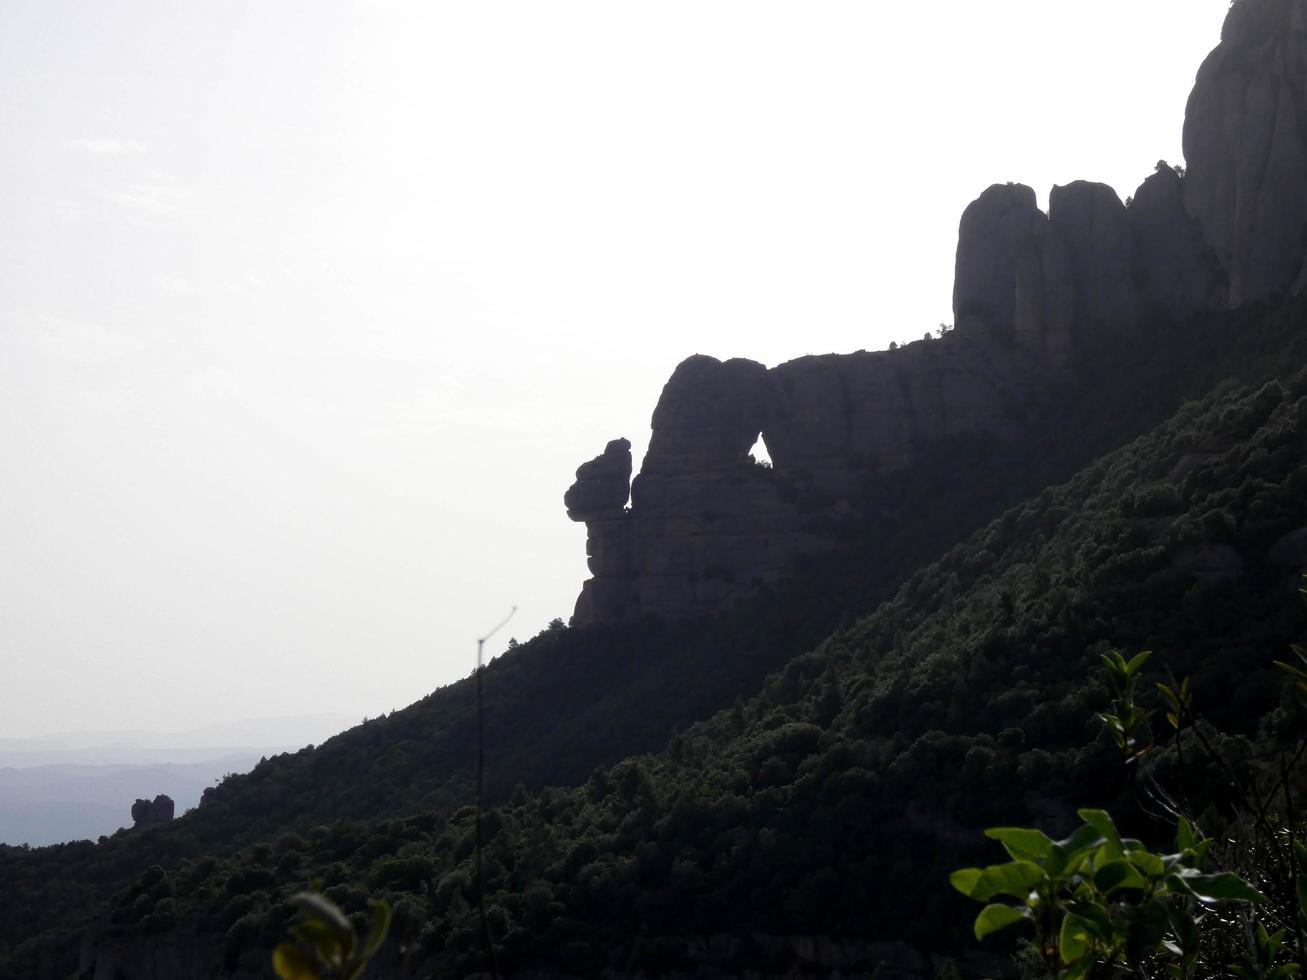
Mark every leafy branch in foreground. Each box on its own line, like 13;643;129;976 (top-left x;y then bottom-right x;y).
951;810;1265;977
950;808;1262;978
1098;650;1155;764
272;891;391;980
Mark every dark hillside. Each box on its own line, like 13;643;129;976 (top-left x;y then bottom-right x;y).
61;347;1307;980
3;299;1306;978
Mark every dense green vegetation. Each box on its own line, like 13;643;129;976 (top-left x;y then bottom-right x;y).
3;301;1307;978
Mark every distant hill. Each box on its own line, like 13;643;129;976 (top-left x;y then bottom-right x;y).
0;714;353;846
0;756;260;846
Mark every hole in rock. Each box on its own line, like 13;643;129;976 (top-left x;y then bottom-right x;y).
748;433;773;469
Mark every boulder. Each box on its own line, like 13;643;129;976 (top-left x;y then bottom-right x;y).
563;438;631;521
130;795;175;828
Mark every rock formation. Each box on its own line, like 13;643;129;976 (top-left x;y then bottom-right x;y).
564;438;631;521
764;338;1040;494
570;357;831;624
567;0;1307;627
953;183;1046;334
1184;0;1307;305
131;795;175;828
1129;166;1225;317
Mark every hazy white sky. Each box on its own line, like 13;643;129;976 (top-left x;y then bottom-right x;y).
0;1;1231;737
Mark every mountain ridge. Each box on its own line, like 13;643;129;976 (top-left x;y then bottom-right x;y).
5;2;1307;977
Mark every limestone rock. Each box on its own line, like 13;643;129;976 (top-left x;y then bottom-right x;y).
1129;166;1226;317
569;331;1059;625
563;438;631;521
1013;219;1077;368
953;183;1045;332
1049;180;1140;331
953;181;1145;368
764;334;1040;495
564;0;1307;625
130;795;175;828
639;355;769;477
1183;0;1307;305
570;355;828;626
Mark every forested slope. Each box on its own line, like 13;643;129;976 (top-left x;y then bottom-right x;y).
3;299;1306;978
68;336;1307;979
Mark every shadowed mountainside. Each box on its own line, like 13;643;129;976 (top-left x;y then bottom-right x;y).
5;2;1307;978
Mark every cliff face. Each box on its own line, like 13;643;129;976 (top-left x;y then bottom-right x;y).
1184;0;1307;306
570;357;832;624
566;334;1052;625
567;0;1306;627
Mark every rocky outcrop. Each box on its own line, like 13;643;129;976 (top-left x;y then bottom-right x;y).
764;336;1040;494
953;183;1046;333
567;335;1058;624
639;356;769;476
563;438;631;520
1184;0;1307;305
1049;181;1140;331
130;795;174;828
567;0;1307;626
569;357;831;624
1129;165;1226;316
954;179;1190;371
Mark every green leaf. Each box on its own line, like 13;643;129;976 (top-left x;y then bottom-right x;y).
1296;873;1307;918
290;892;353;934
1094;861;1146;893
1257;924;1285;963
1176;815;1197;857
973;903;1029;939
1166;901;1201;961
1169;870;1265;904
1129;849;1167;880
292;918;344;960
273;944;320;980
359;900;391;960
949;867;984;898
1273;660;1307;682
1102;651;1128;674
972;861;1046;901
1078;809;1124;857
1125;651;1152;677
1052;823;1106;877
1067;900;1114;941
1098;713;1126;736
1059;913;1091;965
984;827;1055;864
1157;683;1180;712
1121;898;1171;965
